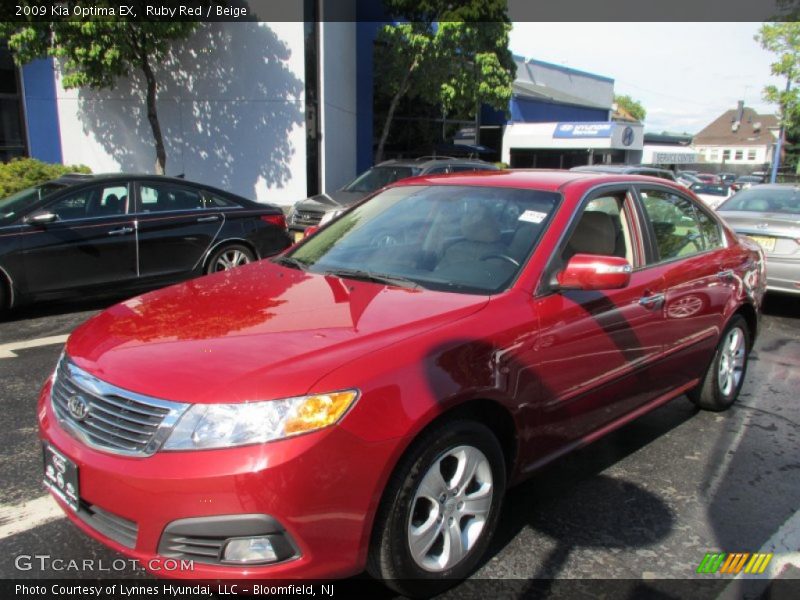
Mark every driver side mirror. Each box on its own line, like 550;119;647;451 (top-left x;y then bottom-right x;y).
557;254;632;291
25;211;58;225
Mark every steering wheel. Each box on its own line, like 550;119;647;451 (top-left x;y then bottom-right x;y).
480;254;520;267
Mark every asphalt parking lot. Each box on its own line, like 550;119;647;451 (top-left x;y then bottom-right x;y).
0;292;799;598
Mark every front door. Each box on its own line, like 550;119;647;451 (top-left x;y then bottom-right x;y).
21;183;136;295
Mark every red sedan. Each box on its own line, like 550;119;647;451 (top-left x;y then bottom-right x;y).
38;171;765;595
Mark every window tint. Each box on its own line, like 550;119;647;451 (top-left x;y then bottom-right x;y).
139;183;204;212
205;193;239;208
640;189;714;262
425;166;450;174
47;184;128;221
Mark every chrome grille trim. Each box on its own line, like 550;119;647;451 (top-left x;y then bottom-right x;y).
50;356;190;457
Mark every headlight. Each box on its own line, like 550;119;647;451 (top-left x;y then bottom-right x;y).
162;390;359;451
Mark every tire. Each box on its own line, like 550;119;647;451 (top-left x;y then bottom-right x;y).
687;314;750;412
205;244;255;274
368;420;506;597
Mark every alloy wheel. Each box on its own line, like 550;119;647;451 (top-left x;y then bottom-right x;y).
717;326;746;397
407;445;493;572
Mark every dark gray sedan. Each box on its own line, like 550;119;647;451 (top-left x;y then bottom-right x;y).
718;184;800;295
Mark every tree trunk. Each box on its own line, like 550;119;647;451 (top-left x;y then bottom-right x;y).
140;54;166;175
375;57;418;164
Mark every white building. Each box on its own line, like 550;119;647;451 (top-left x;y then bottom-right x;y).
692;102;778;169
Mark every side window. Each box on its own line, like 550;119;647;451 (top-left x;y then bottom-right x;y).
139;183;204;213
425;166;450;175
695;206;723;249
204;193;239;209
640;188;705;262
563;193;635;264
47;185;128;221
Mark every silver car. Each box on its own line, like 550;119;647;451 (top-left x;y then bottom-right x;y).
717;184;800;295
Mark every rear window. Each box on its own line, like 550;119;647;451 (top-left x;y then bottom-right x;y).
719;187;800;214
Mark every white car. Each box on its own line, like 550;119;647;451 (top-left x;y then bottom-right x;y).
690;183;732;210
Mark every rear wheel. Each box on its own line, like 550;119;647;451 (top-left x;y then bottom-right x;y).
205;244;255;274
688;314;750;411
368;420;505;597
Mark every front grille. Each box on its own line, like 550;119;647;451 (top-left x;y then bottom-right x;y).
77;501;139;549
291;209;324;227
51;357;189;456
160;533;226;564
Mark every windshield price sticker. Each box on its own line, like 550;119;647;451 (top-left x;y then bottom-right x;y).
519;210;548;224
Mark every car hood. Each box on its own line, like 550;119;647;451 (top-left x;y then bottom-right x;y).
295;190;366;212
66;261;490;404
718;210;800;235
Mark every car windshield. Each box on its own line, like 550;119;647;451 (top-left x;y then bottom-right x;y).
0;182;66;224
282;185;560;294
342;166;418;193
691;184;729;196
719;187;800;214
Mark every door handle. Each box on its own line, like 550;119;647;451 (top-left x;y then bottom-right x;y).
108;227;133;236
716;269;735;280
197;215;221;223
639;293;665;309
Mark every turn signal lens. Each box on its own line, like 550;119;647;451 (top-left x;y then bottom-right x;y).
284;391;358;434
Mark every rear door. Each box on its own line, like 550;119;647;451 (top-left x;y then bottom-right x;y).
634;185;734;386
134;180;224;280
20;183;136;295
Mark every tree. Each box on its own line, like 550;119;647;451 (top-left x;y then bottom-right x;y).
613;94;646;122
373;0;515;163
0;2;205;174
755;22;800;179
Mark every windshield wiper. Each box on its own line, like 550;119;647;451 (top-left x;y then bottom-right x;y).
323;268;422;289
272;255;310;271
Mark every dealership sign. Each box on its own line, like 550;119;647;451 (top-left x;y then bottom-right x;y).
553;122;614;139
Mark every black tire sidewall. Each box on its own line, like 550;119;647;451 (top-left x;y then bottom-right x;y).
695;315;750;410
374;420;506;589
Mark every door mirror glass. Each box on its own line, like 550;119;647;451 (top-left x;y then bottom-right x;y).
557;254;632;291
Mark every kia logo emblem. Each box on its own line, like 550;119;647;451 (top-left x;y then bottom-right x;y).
67;395;90;421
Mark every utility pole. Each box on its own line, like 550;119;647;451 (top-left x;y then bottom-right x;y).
771;76;792;184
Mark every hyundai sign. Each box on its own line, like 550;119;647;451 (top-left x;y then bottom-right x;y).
553;122;614;139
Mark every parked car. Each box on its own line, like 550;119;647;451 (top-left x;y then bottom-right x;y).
717;184;800;295
288;157;498;239
676;172;702;188
689;182;732;209
570;164;678;182
39;170;765;596
696;173;721;184
0;174;290;310
719;172;737;185
735;175;765;190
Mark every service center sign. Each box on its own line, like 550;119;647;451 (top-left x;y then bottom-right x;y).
553;122;614;138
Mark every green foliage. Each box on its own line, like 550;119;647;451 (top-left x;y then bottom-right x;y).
374;0;515;160
0;2;206;173
614;94;646;121
0;158;91;197
756;22;800;127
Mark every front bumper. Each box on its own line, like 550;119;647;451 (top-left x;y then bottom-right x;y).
37;379;398;580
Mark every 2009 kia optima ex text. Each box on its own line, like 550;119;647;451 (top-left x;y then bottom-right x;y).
38;171;766;596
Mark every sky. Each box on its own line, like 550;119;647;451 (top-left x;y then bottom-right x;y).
508;22;782;135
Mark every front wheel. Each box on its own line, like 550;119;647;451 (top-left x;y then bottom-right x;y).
688;314;750;411
368;420;506;597
205;244;255;274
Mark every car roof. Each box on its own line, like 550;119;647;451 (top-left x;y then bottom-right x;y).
570;165;670;174
376;157;498;169
389;168;682;193
51;173;202;186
